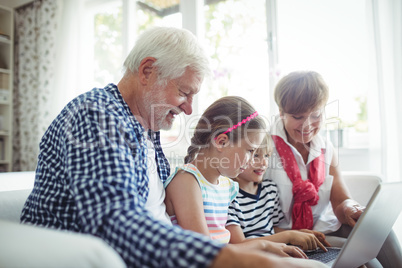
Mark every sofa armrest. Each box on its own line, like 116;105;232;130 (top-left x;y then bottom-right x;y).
0;171;35;222
0;189;32;222
0;220;126;268
0;171;35;191
342;172;382;206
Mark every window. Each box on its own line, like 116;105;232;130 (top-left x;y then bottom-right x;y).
136;1;182;32
157;0;271;164
275;0;370;149
81;0;181;94
201;0;269;116
93;1;124;88
82;0;380;172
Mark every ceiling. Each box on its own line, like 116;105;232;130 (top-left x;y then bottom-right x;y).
137;0;180;17
0;0;223;15
138;0;223;17
142;0;180;9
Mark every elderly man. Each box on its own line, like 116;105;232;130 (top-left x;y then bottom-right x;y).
21;27;325;268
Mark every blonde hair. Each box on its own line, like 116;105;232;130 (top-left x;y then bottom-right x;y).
258;133;273;156
184;96;266;164
274;71;329;114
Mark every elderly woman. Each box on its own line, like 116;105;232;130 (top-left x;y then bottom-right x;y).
264;71;401;268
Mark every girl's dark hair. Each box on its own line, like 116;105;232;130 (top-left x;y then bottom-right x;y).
184;96;266;164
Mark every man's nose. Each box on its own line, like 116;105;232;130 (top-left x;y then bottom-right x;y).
180;98;193;115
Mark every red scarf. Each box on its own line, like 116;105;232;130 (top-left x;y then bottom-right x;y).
272;135;325;230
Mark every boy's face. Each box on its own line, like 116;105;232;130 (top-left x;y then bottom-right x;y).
236;147;271;184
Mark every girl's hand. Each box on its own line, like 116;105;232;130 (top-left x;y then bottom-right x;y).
299;229;332;247
211;245;328;268
233;240;308;259
285;230;327;251
264;241;308;259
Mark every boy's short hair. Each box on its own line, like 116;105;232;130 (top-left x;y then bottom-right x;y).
274;71;329;114
258;133;273;155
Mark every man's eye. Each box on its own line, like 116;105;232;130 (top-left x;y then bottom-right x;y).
179;90;189;97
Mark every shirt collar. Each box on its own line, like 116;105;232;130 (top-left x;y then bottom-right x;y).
106;83;148;142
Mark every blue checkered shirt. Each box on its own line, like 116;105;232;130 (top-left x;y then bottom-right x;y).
21;83;223;267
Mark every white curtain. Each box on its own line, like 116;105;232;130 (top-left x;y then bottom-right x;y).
13;0;86;171
52;0;86;112
368;0;402;182
13;0;59;171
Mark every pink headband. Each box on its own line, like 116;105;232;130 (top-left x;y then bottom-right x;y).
214;111;259;140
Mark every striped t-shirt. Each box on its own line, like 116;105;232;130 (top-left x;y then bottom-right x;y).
226;180;284;238
164;163;239;244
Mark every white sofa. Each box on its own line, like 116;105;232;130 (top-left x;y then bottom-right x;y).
0;170;395;267
0;171;126;268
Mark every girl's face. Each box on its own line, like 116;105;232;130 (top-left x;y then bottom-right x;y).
237;147;271;184
218;132;265;178
281;108;324;146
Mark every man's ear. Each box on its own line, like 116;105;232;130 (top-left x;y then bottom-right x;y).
138;57;157;85
214;134;229;152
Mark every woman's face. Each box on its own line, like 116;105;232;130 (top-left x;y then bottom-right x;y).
281;108;324;146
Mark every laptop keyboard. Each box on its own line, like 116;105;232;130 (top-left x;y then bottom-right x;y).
305;247;342;264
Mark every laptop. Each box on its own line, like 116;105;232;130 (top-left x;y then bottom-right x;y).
306;182;402;267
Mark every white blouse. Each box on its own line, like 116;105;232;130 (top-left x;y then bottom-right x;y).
264;117;341;233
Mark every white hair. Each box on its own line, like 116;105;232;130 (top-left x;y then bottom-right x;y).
123;27;210;85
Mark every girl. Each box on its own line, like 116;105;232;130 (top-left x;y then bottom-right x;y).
164;96;310;258
226;134;328;251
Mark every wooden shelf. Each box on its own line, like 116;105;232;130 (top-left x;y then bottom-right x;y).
0;4;13;171
0;68;10;73
0;38;11;45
